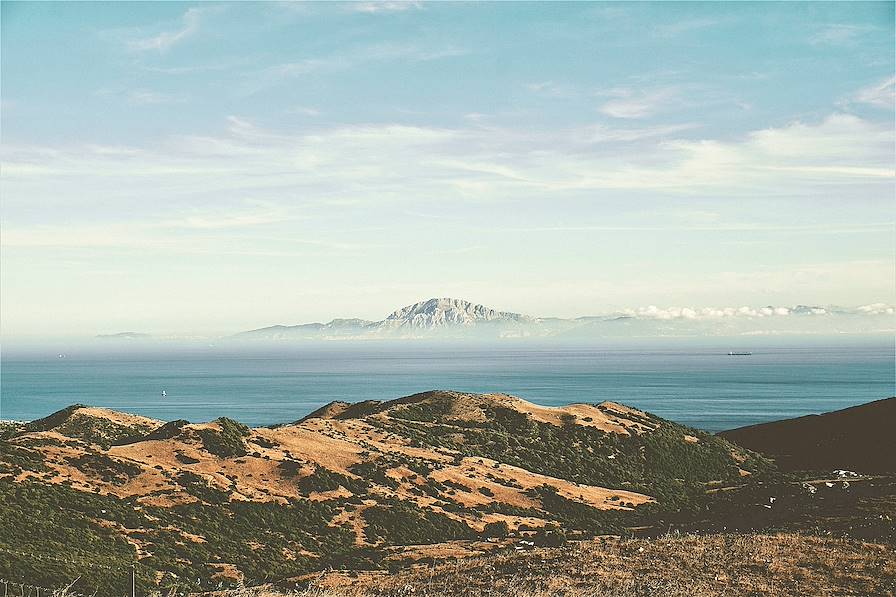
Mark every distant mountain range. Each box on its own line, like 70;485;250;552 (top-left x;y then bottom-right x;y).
93;298;894;342
95;331;152;340
229;297;895;341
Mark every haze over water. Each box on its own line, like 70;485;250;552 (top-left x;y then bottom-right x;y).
2;342;892;432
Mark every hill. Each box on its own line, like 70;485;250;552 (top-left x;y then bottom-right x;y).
719;397;896;473
0;391;768;595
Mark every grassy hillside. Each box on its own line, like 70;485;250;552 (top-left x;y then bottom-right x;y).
244;533;895;597
0;391;770;595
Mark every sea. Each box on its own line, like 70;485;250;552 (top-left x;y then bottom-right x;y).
1;341;893;432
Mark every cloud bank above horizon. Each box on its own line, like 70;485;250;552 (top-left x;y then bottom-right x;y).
1;2;893;337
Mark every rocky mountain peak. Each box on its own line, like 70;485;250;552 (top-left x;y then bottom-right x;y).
384;298;527;328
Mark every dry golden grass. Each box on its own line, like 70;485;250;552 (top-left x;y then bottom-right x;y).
472;394;654;435
211;533;896;597
8;397;655;540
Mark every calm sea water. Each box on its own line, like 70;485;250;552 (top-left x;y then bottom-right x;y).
1;343;893;432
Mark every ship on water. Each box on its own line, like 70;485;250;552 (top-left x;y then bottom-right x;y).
728;351;753;356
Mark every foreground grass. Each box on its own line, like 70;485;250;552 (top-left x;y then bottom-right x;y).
216;533;895;597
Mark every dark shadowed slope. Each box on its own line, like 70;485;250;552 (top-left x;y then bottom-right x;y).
719;397;896;473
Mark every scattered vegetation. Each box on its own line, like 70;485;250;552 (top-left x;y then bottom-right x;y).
1;393;863;597
24;406;155;449
361;501;476;546
482;520;509;539
296;465;369;495
0;477;356;595
198;418;251;458
372;403;770;512
68;453;141;485
175;452;200;465
0;442;47;475
254;533;896;597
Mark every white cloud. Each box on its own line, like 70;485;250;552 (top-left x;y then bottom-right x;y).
242;42;467;95
260;59;334;79
641;113;895;189
287;105;322;117
809;24;877;46
128;90;186;105
618;303;895;320
0;215;362;253
127;8;206;52
577;123;700;143
165;204;291;230
597;87;677;119
2;112;892;220
748;113;882;158
526;81;575;98
350;1;422;14
857;303;896;315
855;76;896;109
95;87;186;105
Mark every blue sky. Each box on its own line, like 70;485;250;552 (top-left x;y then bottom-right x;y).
1;1;894;337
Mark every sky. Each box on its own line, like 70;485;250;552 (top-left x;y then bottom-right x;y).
1;1;894;338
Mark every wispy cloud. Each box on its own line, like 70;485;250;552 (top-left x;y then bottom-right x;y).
0;228;368;261
597;86;677;119
126;7;207;52
141;59;251;75
526;81;576;98
2;112;891;227
165;203;293;230
287;105;322;117
855;76;896;109
242;42;468;95
350;1;422;14
96;87;151;104
486;223;894;235
809;23;878;46
576;122;700;143
126;90;186;105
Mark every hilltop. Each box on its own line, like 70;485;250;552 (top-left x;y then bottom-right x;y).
719;397;896;473
0;391;768;595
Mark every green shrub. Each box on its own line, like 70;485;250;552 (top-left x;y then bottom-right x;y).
482;520;509;538
197;418;250;458
69;453;141;485
534;526;566;547
297;465;369;495
362;501;476;545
